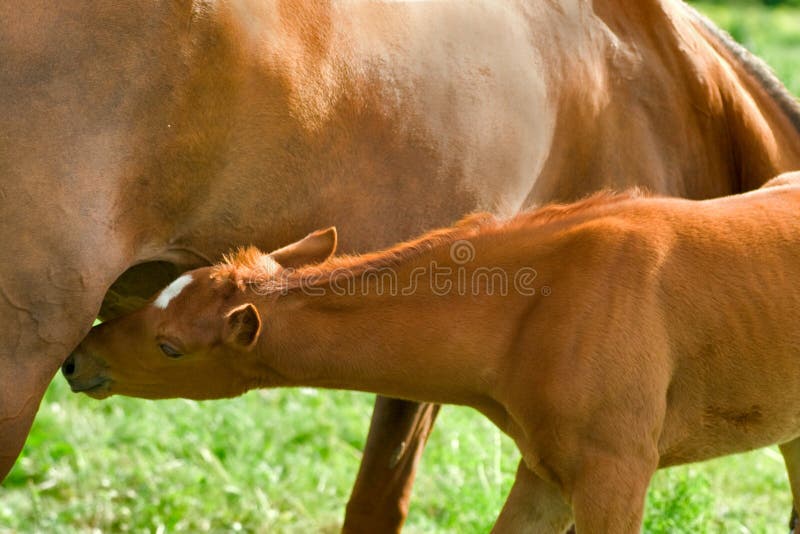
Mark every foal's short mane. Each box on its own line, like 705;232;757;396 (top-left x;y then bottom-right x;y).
211;246;282;287
278;212;499;291
513;189;639;228
212;190;639;291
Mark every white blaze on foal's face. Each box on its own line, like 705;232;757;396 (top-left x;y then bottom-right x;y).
153;274;194;310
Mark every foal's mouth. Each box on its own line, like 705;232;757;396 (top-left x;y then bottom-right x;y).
68;377;112;398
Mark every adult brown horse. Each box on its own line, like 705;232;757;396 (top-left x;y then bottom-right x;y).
3;0;800;531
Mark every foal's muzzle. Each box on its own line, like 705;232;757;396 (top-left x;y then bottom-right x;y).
62;352;111;396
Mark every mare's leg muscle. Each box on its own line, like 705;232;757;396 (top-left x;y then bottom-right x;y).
342;397;440;533
0;248;127;480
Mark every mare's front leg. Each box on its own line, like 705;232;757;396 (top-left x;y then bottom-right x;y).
0;349;61;478
342;397;440;533
0;254;125;479
779;438;800;532
492;460;573;533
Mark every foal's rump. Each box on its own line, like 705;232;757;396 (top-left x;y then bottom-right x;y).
655;185;800;466
760;170;800;189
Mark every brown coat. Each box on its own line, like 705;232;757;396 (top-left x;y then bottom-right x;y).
66;174;800;531
4;1;800;530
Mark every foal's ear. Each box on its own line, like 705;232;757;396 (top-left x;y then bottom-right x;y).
269;227;337;268
223;303;262;350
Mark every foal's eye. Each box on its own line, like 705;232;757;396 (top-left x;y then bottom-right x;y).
159;343;183;358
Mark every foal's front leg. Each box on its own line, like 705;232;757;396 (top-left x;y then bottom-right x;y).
570;452;657;533
780;438;800;532
492;460;573;533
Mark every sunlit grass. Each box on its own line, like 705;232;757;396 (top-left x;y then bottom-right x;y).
1;381;517;533
1;380;793;533
3;2;800;532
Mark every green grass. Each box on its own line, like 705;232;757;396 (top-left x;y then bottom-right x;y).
0;381;518;533
0;381;794;533
3;3;800;532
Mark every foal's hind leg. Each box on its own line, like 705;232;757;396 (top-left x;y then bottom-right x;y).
779;439;800;532
492;461;572;533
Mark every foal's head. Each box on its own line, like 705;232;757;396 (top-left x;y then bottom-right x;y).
62;228;337;399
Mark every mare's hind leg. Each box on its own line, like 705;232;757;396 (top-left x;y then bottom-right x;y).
779;439;800;532
342;397;440;534
492;461;572;533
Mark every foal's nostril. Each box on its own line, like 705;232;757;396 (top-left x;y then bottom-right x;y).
62;354;76;378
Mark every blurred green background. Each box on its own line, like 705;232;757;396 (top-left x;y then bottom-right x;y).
3;2;800;533
714;0;799;6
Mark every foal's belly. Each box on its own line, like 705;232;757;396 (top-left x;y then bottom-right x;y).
658;401;800;467
657;341;800;467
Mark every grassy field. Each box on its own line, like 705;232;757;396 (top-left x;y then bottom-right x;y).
3;3;800;533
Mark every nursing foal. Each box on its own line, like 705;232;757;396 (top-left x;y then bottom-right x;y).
65;175;800;532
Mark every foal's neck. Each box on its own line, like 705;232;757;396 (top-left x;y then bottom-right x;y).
250;195;640;407
256;229;529;408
